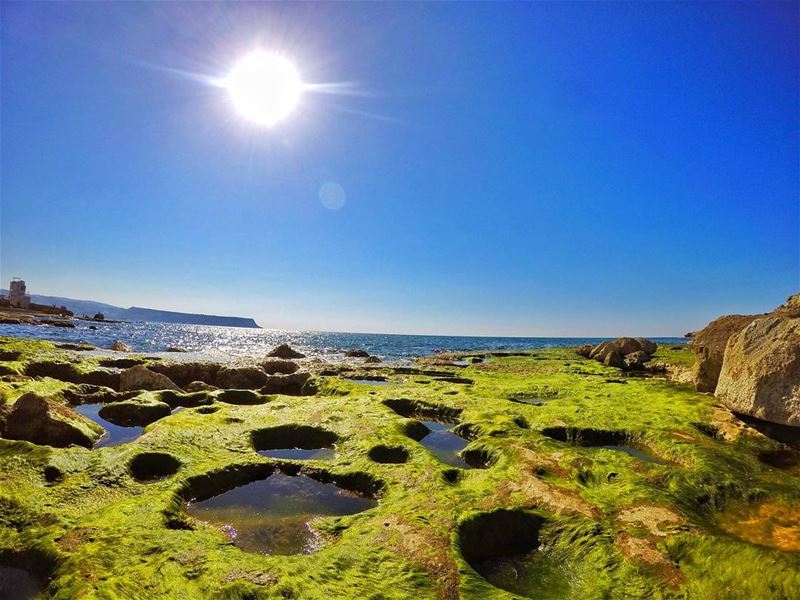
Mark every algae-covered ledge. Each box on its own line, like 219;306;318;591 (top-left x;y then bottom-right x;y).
0;336;798;599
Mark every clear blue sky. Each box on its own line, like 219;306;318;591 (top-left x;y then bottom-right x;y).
1;1;797;336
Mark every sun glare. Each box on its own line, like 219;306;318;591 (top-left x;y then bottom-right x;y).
224;51;303;126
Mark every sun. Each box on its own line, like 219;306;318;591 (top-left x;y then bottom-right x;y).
224;51;303;126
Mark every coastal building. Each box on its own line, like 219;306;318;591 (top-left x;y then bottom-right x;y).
8;278;31;308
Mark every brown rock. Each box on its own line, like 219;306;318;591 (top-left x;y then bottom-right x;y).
259;372;316;396
149;362;220;387
185;380;218;393
3;393;103;448
576;344;594;358
267;344;306;359
690;314;757;392
716;317;800;426
604;350;625;369
365;355;382;364
214;366;269;389
344;349;370;358
770;293;800;318
624;350;651;371
636;338;658;355
613;337;643;355
590;341;616;362
111;341;132;352
119;365;180;392
260;359;300;375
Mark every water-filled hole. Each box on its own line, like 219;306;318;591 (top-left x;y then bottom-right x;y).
183;468;377;555
130;452;181;482
368;445;409;464
252;425;337;460
459;510;568;597
73;403;143;447
540;427;663;463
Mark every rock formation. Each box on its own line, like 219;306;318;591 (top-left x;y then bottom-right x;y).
2;392;103;448
689;315;757;392
716;314;800;426
119;365;180;392
577;338;658;371
267;344;306;359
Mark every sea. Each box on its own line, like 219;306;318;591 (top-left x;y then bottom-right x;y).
0;320;685;363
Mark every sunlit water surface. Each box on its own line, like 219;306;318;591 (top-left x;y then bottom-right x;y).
0;321;684;362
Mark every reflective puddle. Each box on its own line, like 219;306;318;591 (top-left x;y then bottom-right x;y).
257;448;336;460
73;403;143;447
418;421;471;469
345;378;391;386
185;473;376;555
597;445;665;464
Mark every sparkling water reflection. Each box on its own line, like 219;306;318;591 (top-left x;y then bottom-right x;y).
0;321;684;362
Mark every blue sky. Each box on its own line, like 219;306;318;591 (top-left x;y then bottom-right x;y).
1;2;797;336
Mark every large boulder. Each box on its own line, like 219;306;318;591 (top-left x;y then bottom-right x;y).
604;350;625;370
576;344;594;358
215;366;269;389
690;314;757;392
3;393;103;448
111;341;132;352
613;337;642;356
636;338;658;355
344;349;370;358
589;341;617;362
267;344;306;359
119;365;180;392
716;317;800;426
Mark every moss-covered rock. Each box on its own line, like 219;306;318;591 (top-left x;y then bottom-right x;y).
99;396;172;427
2;392;103;448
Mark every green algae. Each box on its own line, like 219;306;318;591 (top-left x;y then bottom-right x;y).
0;336;798;598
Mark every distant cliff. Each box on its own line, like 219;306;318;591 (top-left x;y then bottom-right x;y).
0;291;260;328
123;306;259;328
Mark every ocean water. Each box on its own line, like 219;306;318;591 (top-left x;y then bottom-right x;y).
0;320;685;362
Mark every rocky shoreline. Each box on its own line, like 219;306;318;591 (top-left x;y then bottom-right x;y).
0;301;798;598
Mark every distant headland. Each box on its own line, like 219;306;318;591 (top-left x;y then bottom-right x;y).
0;282;260;328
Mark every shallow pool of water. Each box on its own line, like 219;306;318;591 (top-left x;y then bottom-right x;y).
257;448;336;460
185;473;376;555
418;421;471;469
0;566;43;600
597;445;665;464
473;551;569;598
73;403;143;447
345;378;392;386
